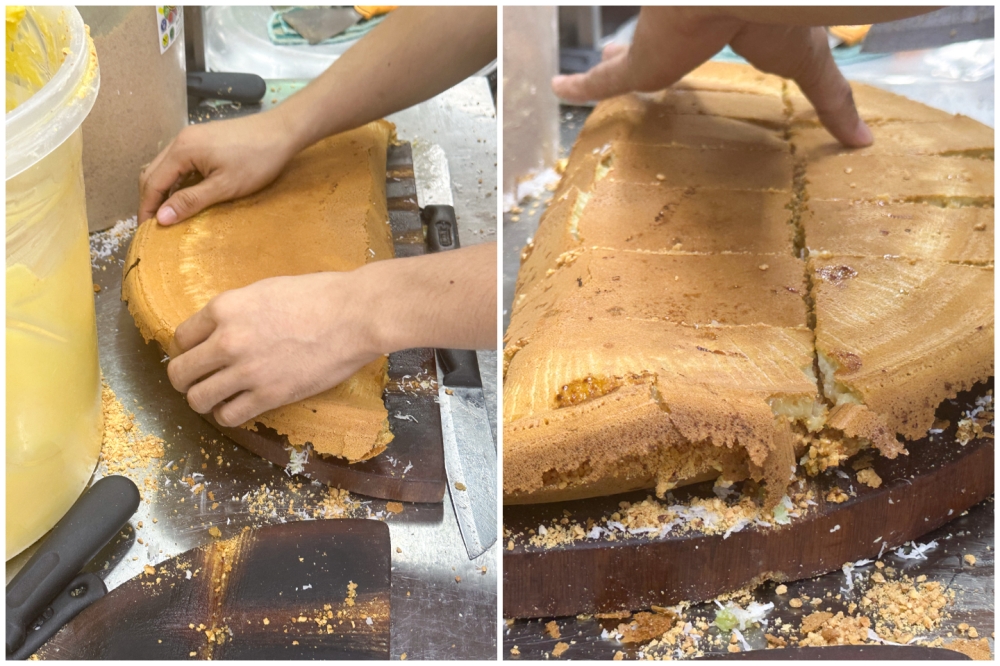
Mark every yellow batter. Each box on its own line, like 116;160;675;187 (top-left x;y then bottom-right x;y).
6;6;103;559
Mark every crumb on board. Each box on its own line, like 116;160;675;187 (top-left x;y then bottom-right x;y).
545;620;561;639
617;610;679;644
964;554;977;566
552;642;569;657
454;482;467;491
386;502;404;514
346;581;358;606
856;468;882;489
775;584;787;595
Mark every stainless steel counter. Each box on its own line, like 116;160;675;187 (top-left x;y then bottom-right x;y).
9;76;498;660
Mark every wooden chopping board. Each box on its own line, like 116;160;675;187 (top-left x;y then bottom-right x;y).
34;520;390;659
503;383;994;619
202;142;446;504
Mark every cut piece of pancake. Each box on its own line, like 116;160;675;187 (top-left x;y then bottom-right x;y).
505;62;993;506
508;249;809;348
804;153;994;203
515;181;795;299
675;61;786;97
792;118;994;161
801;200;994;264
810;255;994;441
504;318;816;503
607;142;794;191
651;88;787;129
787;80;958;127
122;121;396;462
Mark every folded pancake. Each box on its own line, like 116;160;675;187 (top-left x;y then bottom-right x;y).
123;121;396;462
504;61;993;506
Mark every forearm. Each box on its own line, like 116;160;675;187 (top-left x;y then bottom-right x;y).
360;242;497;354
700;7;936;27
277;6;497;154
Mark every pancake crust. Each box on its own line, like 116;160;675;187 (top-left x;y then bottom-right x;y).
123;121;396;462
504;61;994;505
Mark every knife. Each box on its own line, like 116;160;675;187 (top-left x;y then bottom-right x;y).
414;143;498;559
6;475;140;660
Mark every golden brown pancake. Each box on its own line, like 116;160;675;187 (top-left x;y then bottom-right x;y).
123;121;396;462
504;62;994;505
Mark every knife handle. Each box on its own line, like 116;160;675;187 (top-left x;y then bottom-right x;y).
422;205;461;252
9;573;106;661
187;71;267;103
420;205;483;388
5;476;140;656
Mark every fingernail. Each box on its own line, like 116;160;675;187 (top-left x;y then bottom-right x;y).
157;205;177;225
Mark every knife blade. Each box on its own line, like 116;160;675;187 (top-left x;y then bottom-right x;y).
413;143;497;559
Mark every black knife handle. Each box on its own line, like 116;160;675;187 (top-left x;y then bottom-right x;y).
10;573;106;660
187;71;267;103
420;205;482;388
5;476;140;656
436;349;483;389
422;205;461;252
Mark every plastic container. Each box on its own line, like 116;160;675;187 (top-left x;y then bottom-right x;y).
6;6;103;560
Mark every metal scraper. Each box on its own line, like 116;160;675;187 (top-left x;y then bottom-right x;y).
413;143;498;560
282;7;363;45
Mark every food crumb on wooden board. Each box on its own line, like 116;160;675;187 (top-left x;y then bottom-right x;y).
503;547;991;660
856;467;882;489
552;641;569;657
386;501;404;514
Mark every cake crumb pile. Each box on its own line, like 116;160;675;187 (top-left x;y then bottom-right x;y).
98;384;165;490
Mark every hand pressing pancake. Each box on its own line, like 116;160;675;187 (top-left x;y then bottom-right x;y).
164;244;497;429
165;271;382;428
551;7;932;148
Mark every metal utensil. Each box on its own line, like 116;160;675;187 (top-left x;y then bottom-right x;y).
6;476;140;660
414;144;498;559
282;7;363;45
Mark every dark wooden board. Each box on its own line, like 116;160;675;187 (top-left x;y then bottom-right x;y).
36;520;391;660
199;142;446;503
503;383;994;619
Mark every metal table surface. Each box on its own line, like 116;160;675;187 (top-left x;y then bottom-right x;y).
8;76;498;660
502;95;994;657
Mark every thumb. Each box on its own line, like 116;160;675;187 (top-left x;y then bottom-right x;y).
156;177;227;226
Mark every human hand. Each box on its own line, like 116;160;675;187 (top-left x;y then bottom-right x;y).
551;7;873;147
166;271;382;427
138;109;302;226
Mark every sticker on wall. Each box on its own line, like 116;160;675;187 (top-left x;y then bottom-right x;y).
157;6;183;54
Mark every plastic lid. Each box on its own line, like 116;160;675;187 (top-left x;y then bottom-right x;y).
6;6;100;180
